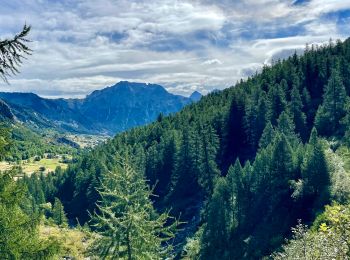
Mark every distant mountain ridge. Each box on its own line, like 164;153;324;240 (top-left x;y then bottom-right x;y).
189;91;202;102
0;81;200;135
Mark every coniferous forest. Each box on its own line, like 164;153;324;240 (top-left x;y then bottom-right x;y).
2;21;350;260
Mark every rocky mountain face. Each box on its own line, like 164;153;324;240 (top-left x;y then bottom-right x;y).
0;81;199;135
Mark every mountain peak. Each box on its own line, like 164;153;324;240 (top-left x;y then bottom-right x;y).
87;81;169;99
189;91;202;102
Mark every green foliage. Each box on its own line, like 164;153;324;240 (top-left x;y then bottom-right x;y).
315;69;349;136
274;204;350;259
268;82;287;126
52;197;68;227
290;84;307;141
0;170;60;258
301;128;330;212
89;158;178;259
48;39;350;258
0;25;32;83
200;177;231;259
6;125;76;162
259;122;275;149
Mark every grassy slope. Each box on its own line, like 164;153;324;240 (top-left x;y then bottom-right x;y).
0;157;69;175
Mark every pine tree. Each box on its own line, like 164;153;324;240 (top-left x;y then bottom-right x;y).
200;177;231;259
277;111;296;138
0;125;11;160
315;69;349;136
52;197;68;227
198;124;220;196
290;85;307;141
342;103;350;146
155;134;177;199
222;90;247;169
268;83;287;126
89;159;177;259
301;128;330;209
0;170;60;258
259;122;275;149
269;134;295;200
301;86;313;128
245;92;268;151
227;159;245;226
0;25;32;82
168;127;201;211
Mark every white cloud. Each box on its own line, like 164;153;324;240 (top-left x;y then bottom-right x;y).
0;0;348;97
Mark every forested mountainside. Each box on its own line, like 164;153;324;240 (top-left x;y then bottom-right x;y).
0;81;198;134
23;38;350;258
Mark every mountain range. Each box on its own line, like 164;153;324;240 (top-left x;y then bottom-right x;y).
0;81;202;135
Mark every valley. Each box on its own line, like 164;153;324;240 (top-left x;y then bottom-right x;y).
1;3;350;259
0;81;201;135
0;155;70;175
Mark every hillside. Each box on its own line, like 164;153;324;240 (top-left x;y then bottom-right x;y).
24;38;349;258
0;81;196;135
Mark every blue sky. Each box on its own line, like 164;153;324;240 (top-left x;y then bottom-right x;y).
0;0;349;98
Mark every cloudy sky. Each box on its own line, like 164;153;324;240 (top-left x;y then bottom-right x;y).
0;0;349;98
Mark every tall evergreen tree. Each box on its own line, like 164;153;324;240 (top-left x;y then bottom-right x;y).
89;159;177;259
198;124;220;196
268;83;287;126
290;85;307;141
222;90;247;168
168;127;201;216
301;128;330;210
259;122;275;149
315;69;349;136
227;159;245;226
269;134;295;202
52;197;68;227
342;103;350;146
245;92;269;151
277;111;296;138
200;177;231;260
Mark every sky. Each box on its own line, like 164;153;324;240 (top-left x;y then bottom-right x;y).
0;0;349;98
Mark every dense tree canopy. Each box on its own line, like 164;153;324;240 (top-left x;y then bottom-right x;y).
21;38;350;259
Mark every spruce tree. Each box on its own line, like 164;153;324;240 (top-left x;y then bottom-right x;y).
259;122;275;149
89;159;177;259
52;197;68;227
290;85;307;141
269;134;295;201
168;127;201;213
245;92;268;151
277;111;296;138
200;177;231;260
227;159;245;226
268;83;287;126
342;104;350;146
301;128;330;209
198;124;220;196
315;69;349;136
222;90;247;168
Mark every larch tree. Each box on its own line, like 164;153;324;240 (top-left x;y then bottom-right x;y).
301;128;330;210
89;158;178;260
200;177;231;260
315;69;349;136
290;85;307;141
52;197;68;227
0;25;32;83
